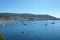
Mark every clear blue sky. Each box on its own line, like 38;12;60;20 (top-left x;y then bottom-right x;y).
0;0;60;18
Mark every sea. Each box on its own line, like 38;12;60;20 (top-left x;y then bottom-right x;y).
0;20;60;40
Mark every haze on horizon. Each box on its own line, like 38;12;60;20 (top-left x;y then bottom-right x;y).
0;0;60;18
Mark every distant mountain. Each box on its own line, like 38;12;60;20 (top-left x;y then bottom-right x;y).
0;13;59;21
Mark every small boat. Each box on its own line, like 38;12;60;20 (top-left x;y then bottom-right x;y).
45;23;47;26
51;22;55;24
23;23;27;25
21;21;24;23
21;31;24;34
34;23;36;24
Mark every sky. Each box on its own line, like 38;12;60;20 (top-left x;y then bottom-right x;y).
0;0;60;18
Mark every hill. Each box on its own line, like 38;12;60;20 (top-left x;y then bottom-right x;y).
0;13;59;22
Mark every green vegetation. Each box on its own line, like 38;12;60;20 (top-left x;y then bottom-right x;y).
0;32;5;40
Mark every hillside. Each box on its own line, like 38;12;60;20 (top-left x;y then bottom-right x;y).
0;13;59;23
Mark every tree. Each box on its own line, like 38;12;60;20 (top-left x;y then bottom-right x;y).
0;32;5;40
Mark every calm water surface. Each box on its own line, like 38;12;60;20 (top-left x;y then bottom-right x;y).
0;20;60;40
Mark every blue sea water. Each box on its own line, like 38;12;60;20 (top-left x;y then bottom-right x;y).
0;20;60;40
